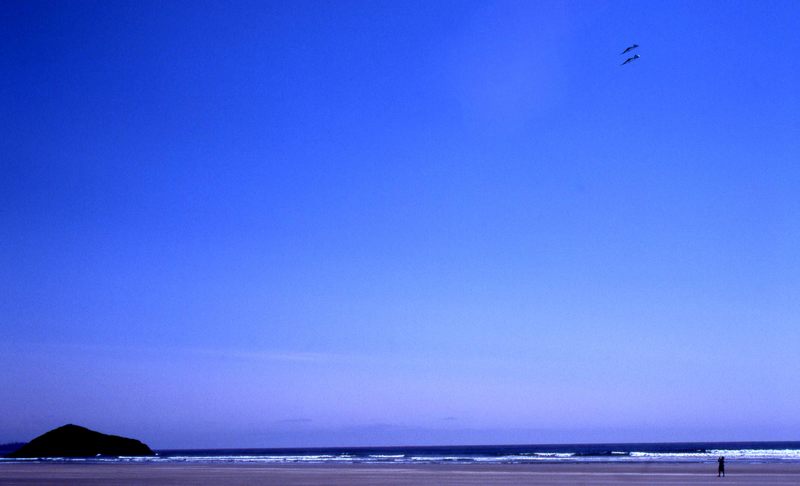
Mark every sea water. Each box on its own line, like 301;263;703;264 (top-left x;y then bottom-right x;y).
4;442;800;464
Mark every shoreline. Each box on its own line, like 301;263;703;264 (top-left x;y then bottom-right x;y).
2;462;800;485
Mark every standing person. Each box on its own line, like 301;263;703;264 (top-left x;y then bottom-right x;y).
718;456;725;477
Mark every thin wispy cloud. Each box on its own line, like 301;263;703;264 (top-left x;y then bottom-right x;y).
4;342;344;365
274;418;314;424
188;348;340;363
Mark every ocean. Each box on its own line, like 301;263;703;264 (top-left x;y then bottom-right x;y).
5;442;800;464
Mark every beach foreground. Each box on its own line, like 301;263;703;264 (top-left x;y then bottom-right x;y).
2;463;800;485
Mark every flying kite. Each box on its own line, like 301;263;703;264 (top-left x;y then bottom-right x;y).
621;54;640;66
621;44;639;55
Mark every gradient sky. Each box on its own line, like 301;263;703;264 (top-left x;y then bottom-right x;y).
2;0;800;448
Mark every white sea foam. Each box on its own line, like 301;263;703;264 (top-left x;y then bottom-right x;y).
708;449;800;460
629;449;800;462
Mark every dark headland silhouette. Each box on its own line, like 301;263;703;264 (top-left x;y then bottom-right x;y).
5;424;154;458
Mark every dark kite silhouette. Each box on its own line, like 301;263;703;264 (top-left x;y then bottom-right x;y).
621;44;639;55
621;54;640;66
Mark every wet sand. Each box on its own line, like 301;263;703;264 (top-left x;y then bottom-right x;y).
1;462;800;485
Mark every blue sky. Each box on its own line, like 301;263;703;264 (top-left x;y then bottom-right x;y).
2;0;799;448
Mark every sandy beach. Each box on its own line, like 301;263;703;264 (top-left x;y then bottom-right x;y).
2;462;799;485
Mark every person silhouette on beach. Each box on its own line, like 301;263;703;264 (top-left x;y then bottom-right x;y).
718;456;725;477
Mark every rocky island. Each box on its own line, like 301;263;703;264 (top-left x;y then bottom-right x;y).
6;424;154;458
